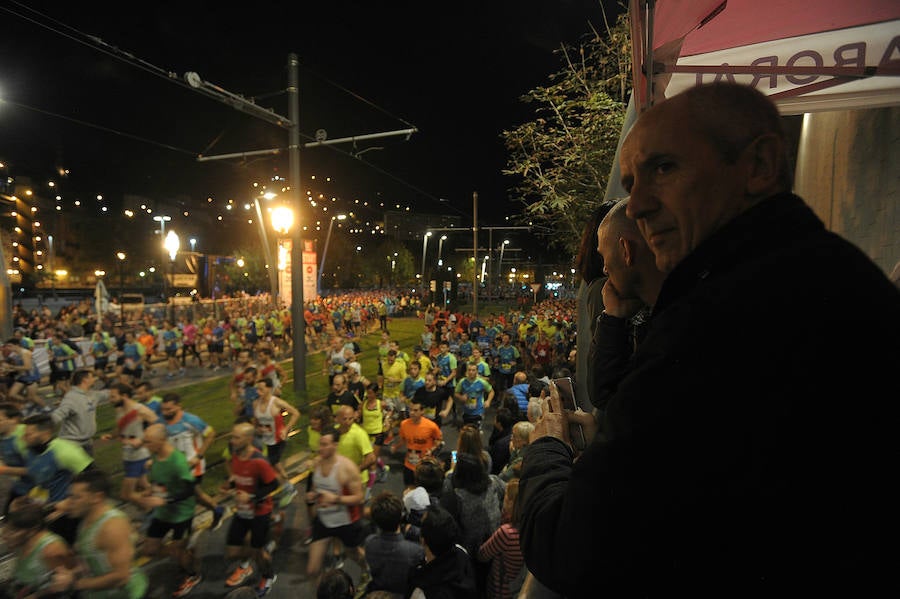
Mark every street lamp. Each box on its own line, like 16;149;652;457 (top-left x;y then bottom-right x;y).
164;230;180;320
317;213;346;296
420;231;433;288
497;239;509;298
437;235;447;267
116;251;126;323
253;193;279;301
154;215;172;301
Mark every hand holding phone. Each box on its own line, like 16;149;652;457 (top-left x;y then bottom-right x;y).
552;377;587;451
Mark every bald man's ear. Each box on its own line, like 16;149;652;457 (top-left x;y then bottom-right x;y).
744;133;783;197
620;236;635;267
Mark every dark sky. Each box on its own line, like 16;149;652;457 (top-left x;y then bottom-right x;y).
1;1;623;236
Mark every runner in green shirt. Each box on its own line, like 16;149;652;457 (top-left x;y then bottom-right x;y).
134;423;203;597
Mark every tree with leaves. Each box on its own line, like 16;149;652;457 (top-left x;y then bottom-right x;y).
502;7;631;258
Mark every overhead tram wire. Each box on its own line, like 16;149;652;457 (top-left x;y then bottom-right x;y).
6;2;471;218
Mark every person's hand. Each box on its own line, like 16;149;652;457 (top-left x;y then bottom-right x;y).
601;279;645;320
49;566;76;594
530;381;571;446
141;495;166;509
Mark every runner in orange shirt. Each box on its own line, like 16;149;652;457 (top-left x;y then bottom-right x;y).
398;396;443;489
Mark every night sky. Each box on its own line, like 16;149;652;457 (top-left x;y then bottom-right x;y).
1;1;624;253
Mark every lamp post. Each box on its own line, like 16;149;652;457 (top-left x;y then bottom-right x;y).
497;239;509;299
437;235;447;267
420;231;433;292
116;251;126;323
317;213;346;296
47;234;56;299
164;230;180;321
153;215;172;301
253;193;279;302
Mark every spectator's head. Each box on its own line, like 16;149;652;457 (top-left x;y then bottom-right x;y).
620;82;791;273
316;568;354;599
457;424;485;460
452;451;489;495
370;491;404;533
414;456;445;495
494;407;516;433
420;504;461;558
503;478;522;528
512;420;535;450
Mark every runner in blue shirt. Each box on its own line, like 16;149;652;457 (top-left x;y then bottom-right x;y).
453;363;495;430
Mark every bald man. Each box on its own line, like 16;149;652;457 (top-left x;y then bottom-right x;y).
137;423;203;597
518;82;900;595
587;197;667;412
222;422;280;596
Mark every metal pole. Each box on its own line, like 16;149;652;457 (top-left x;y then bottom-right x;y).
472;192;478;317
317;218;335;296
48;235;56;299
254;198;278;301
420;233;430;292
288;53;307;395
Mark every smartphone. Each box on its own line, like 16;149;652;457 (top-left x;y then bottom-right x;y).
553;377;587;451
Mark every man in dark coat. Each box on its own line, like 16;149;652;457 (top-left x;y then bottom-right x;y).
518;82;900;597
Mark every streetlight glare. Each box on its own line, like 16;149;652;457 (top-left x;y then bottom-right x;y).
271;206;294;235
164;230;180;261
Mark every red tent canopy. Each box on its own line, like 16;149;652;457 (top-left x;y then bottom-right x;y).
630;0;900;114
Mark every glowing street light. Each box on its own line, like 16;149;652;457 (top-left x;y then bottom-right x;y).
164;230;180;261
189;238;197;252
271;206;294;235
271;206;294;303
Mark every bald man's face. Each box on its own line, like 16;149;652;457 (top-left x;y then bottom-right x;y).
336;407;356;432
143;425;167;454
231;424;255;451
620;96;749;273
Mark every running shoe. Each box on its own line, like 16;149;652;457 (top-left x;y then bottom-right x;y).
277;482;297;509
255;575;277;597
376;465;390;483
172;574;203;597
225;563;254;587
